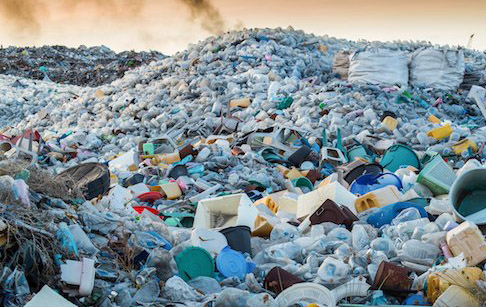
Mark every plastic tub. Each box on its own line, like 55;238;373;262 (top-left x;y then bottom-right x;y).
219;225;252;255
342;161;383;185
380;144;420;172
450;168;486;224
417;155;456;196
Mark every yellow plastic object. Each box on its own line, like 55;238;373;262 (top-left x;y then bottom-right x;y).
428;114;441;123
427;124;453;140
427;267;484;303
285;167;303;180
95;89;105;98
229;98;251;108
252;216;273;237
382;116;398;131
355;185;402;213
446;221;486;266
452;139;477;154
160;182;182;200
319;45;328;53
254;196;279;214
276;164;289;174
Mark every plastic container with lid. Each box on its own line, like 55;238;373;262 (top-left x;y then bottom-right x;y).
446;221;486;266
417;155;456;196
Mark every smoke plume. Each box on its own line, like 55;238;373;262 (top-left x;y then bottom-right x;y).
179;0;226;35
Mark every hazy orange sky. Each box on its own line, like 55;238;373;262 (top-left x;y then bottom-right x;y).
0;0;485;55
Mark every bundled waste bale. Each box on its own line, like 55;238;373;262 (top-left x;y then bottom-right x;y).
348;49;409;86
410;48;465;91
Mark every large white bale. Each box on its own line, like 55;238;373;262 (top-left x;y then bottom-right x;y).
348;49;408;86
410;48;465;91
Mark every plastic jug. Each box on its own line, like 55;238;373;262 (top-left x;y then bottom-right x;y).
446;221;486;266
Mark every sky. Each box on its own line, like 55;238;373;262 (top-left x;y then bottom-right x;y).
0;0;485;55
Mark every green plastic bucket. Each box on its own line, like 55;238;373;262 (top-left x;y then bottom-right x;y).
176;246;214;281
380;144;420;172
417;155;456;196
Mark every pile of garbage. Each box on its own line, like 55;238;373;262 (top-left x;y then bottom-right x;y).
0;45;165;87
1;27;486;306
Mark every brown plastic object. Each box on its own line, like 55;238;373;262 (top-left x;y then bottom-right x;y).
372;261;412;291
305;169;321;184
264;266;304;294
308;199;357;230
179;144;197;159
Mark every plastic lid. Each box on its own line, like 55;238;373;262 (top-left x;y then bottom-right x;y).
175;246;214;281
216;246;248;279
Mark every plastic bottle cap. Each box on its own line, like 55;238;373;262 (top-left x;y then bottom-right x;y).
216;246;248;279
175;246;214;281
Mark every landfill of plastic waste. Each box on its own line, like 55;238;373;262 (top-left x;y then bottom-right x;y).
0;45;165;87
1;27;486;306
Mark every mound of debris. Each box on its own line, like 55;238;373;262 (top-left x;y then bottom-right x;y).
0;45;165;87
1;27;486;306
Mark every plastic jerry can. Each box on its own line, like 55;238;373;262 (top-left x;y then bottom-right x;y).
446;221;486;266
417;155;456;196
355;185;402;213
427;124;453;140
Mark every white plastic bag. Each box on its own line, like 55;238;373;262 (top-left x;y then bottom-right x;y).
410;48;465;90
348;49;408;86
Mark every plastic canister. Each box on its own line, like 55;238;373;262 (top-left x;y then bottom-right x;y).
446;221;486;266
175;247;214;281
380;144;420;172
355;185;402;213
215;246;254;279
417;155;456;196
427;124;453;140
449;168;486;224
